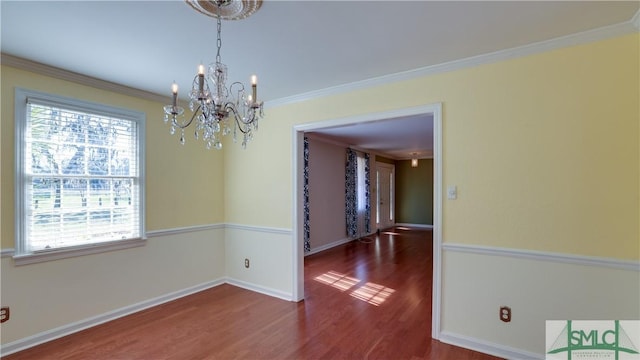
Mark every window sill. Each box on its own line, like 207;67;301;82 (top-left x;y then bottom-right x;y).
13;238;147;266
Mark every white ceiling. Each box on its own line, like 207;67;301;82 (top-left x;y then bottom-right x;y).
2;1;638;159
307;114;434;159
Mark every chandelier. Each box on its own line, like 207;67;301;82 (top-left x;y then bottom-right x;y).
163;0;264;150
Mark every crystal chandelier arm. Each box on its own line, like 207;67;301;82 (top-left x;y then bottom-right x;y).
172;104;202;129
229;82;245;114
225;102;251;134
229;81;246;99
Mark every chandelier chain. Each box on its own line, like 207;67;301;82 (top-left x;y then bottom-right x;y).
216;5;222;64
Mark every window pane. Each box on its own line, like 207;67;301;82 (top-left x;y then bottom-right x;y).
87;146;109;175
30;142;57;174
110;149;131;176
357;156;366;211
60;145;85;174
18;92;144;255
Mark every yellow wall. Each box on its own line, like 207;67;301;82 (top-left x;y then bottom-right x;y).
2;34;636;257
226;33;639;260
1;66;225;249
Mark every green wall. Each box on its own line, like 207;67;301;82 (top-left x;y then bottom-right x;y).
395;159;433;225
375;155;395;165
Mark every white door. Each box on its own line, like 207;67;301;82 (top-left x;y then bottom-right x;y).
376;162;395;230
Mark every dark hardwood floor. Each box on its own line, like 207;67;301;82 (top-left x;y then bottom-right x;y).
3;227;502;359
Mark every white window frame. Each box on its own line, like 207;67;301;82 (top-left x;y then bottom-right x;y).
14;88;146;265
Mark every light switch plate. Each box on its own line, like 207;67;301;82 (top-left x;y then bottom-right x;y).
447;185;457;200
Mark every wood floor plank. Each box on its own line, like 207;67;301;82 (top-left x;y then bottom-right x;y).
4;227;503;359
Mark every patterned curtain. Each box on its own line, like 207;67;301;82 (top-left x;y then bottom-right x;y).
364;153;371;234
345;148;358;238
303;136;310;253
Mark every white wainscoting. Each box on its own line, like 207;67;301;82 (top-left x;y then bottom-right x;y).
224;224;294;301
439;243;640;359
0;225;226;356
1;223;298;356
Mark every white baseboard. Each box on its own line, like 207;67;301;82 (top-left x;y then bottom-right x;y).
225;277;293;301
439;331;543;360
306;226;432;256
305;231;387;256
305;237;353;256
0;278;225;357
394;223;434;229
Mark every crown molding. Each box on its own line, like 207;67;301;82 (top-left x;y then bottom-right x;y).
3;12;638;110
266;18;640;108
1;53;170;104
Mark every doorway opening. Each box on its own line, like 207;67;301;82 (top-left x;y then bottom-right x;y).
291;103;443;339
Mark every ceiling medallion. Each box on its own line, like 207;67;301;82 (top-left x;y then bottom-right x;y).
185;0;262;20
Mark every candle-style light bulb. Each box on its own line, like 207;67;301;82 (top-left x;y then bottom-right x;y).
198;64;205;94
251;74;257;103
171;82;178;107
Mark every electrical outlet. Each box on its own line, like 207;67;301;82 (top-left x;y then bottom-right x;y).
244;258;250;268
1;307;10;323
500;306;511;322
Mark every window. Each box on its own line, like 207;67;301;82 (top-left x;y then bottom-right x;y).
14;88;145;263
355;151;370;235
356;154;367;212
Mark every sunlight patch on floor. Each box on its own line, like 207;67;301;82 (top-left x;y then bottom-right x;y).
350;282;396;306
314;271;396;306
314;270;360;291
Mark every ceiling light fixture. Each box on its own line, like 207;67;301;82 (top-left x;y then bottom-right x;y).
411;154;419;168
163;0;264;150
